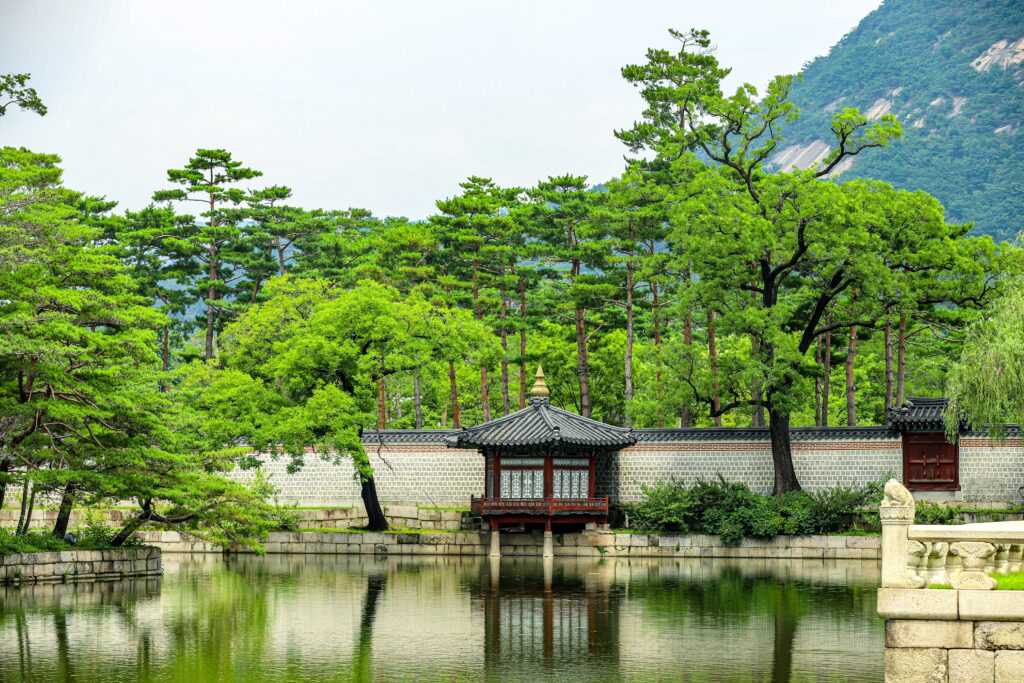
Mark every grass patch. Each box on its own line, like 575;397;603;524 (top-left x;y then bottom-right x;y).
926;570;1024;590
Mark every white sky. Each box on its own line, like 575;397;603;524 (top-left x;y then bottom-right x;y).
0;0;881;218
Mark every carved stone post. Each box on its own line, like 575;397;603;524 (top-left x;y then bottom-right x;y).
950;541;997;590
880;479;916;588
924;542;950;587
1008;543;1023;573
906;541;928;588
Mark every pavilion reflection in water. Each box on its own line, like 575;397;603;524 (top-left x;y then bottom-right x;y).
477;558;620;673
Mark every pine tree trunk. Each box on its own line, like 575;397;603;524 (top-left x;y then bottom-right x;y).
624;257;634;409
575;306;592;418
896;314;908;408
822;313;831;427
52;483;76;539
413;370;423;429
162;325;170;371
112;514;149;547
205;250;217;359
377;378;386;429
473;258;490;422
815;335;823;427
708;310;722;427
276;236;287;276
517;273;527;410
16;478;32;535
884;318;894;412
846;325;857;426
361;477;389;531
499;270;511;416
448;361;461;428
768;407;802;494
679;273;691;428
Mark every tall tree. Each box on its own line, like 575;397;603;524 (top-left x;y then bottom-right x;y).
433;177;521;420
153;149;263;359
618;28;908;491
524;175;613;418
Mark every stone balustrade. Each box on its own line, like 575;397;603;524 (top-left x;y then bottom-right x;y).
881;479;1024;590
878;480;1024;682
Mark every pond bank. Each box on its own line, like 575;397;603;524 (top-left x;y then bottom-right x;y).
138;529;881;559
0;547;161;584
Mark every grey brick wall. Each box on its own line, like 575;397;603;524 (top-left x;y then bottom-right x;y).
960;438;1024;503
226;444;483;507
187;435;1024;507
599;441;903;502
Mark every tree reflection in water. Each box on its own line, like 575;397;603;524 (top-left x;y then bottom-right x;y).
0;554;883;682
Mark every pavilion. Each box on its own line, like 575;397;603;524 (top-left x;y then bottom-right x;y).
446;366;635;557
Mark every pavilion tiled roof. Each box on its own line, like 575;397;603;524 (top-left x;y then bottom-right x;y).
887;397;950;432
443;396;636;451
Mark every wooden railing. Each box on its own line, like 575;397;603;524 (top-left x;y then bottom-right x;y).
471;495;609;516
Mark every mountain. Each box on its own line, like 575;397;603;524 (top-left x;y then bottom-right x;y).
772;0;1024;241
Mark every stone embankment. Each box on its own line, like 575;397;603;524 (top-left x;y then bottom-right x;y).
137;529;880;559
0;547;161;584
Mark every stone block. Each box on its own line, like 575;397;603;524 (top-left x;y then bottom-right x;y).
847;536;882;549
976;623;1024;650
887;620;973;649
827;536;849;548
884;647;947;683
995;651;1024;681
832;547;879;560
360;533;384;545
386;505;418;519
877;588;959;620
961;592;1024;622
440;510;462;522
417;509;441;522
630;535;649;547
949;649;994;683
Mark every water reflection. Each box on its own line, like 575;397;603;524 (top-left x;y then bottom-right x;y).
0;554;883;682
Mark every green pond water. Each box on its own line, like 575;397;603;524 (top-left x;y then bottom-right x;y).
0;554;883;682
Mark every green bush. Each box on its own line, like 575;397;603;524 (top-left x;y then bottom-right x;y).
0;528;68;554
624;477;882;545
914;502;964;525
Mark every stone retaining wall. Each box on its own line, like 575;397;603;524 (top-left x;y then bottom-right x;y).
0;547;162;584
879;589;1024;682
138;529;880;559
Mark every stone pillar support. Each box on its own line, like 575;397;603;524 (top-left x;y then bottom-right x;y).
542;529;554;558
489;520;501;558
880;479;916;588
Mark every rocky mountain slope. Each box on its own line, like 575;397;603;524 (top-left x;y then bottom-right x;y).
772;0;1024;240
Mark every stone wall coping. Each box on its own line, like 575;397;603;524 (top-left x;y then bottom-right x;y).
879;587;1024;622
909;521;1024;543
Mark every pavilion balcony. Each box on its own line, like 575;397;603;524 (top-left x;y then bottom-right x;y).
471;495;609;516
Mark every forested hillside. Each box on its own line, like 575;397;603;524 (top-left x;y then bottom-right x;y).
775;0;1024;240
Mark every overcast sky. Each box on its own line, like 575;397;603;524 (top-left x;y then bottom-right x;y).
1;1;881;218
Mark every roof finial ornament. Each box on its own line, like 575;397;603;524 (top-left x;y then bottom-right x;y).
531;365;550;399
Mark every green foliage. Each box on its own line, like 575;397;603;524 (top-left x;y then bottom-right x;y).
947;279;1024;438
625;478;881;545
0;73;47;118
914;502;965;526
0;528;67;554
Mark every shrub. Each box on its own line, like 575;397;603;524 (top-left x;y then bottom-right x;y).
0;529;68;555
915;502;964;525
623;477;881;544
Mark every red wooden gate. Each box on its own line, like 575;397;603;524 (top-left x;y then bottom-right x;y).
902;432;959;491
